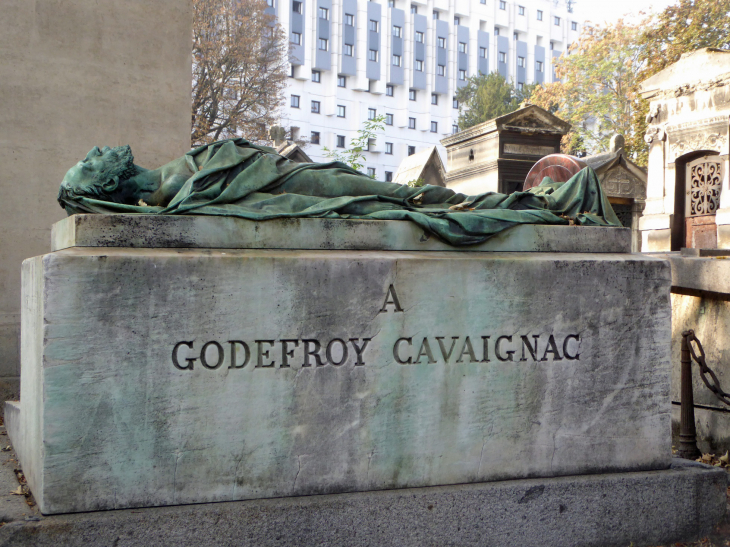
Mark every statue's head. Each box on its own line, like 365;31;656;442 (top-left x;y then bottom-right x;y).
57;145;137;208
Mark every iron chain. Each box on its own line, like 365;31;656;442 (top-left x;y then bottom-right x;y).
684;330;730;407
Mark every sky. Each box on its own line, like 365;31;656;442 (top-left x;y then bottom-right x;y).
575;0;679;25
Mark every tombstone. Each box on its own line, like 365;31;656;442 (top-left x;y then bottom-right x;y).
584;135;647;252
3;143;727;544
639;48;730;251
440;105;570;196
269;125;287;146
393;146;446;187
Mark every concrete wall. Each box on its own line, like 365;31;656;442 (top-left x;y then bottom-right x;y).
0;0;192;403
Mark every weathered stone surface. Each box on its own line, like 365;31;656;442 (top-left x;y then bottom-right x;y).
9;243;671;514
52;214;632;253
0;460;724;547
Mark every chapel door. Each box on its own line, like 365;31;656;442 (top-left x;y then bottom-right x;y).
685;156;724;249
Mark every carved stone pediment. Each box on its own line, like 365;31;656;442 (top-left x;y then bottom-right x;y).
498;108;571;135
601;166;646;199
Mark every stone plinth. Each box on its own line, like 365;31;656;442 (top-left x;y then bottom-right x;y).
9;217;670;515
52;214;632;253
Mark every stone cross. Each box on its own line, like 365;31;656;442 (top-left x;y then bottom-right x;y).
269;126;287;146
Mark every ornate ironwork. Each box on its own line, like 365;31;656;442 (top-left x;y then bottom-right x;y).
688;157;723;216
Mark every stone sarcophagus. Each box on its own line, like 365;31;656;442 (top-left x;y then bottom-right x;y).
7;216;671;514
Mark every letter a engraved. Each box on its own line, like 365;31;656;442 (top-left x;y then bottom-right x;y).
379;284;404;313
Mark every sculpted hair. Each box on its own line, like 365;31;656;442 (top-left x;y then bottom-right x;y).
57;145;137;207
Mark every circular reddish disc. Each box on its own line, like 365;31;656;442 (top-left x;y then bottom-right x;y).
523;154;588;191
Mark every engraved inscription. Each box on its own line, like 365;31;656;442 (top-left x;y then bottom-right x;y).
504;144;555;156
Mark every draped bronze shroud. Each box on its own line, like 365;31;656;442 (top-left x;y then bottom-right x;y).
58;138;622;246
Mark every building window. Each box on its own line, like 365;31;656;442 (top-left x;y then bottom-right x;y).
571;21;578;31
266;0;274;6
437;64;445;76
319;7;329;19
386;84;394;96
517;56;525;67
499;51;506;63
458;69;466;80
343;44;353;56
431;93;438;105
311;100;320;113
453;96;459;108
338;75;346;87
368;108;377;120
408;145;416;155
385;142;393;154
494;27;500;36
392;54;401;66
318;38;328;51
433;10;439;19
291;95;300;108
454;16;460;25
430;121;438;133
514;32;519;41
385;171;393;182
537;10;543;21
367;167;376;178
518;5;525;15
369;49;378;61
554;16;561;26
536;60;543;72
517;82;524;90
336;135;345;148
458;42;467;53
480;0;486;4
409;89;417;101
385;113;394;125
388;0;394;6
345;13;354;25
311;131;320;144
289;64;295;77
479;47;487;58
452;124;459;134
499;0;506;9
408;117;416;129
410;4;417;14
292;1;302;13
415;60;423;71
291;32;301;45
337;105;346;117
550;41;554;50
312;70;321;82
415;31;424;43
393;25;402;37
369;19;379;32
438;37;446;48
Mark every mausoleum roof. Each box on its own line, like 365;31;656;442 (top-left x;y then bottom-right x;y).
640;48;730;99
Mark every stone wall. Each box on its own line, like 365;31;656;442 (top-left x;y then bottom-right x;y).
671;292;730;453
0;0;192;401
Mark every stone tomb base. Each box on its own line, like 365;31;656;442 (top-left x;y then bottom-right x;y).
8;217;671;515
0;459;725;547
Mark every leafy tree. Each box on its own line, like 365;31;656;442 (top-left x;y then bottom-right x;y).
323;115;386;174
632;0;730;164
191;0;289;146
455;72;537;130
529;21;645;162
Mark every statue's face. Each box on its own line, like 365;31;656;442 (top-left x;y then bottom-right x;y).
58;145;136;207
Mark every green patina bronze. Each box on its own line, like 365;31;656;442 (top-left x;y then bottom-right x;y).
58;138;621;246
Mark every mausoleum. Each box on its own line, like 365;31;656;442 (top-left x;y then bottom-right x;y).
640;48;730;251
584;135;647;252
440;104;570;196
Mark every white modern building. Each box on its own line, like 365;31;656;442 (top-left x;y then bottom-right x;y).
271;0;583;181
